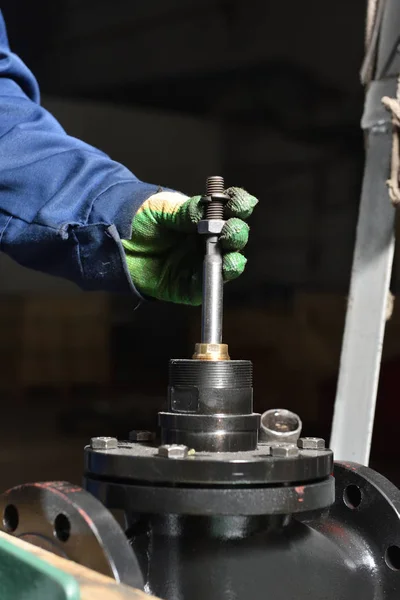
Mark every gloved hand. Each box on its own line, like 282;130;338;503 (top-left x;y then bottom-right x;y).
122;187;258;305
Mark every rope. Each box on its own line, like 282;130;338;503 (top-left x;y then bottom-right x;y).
382;92;400;206
386;290;394;321
364;0;400;207
365;0;379;51
363;1;396;318
361;0;385;85
381;91;400;319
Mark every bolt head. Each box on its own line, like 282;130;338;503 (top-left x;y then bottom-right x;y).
297;437;326;450
90;436;118;450
257;442;272;455
158;444;189;459
270;444;299;458
129;430;154;442
197;219;225;235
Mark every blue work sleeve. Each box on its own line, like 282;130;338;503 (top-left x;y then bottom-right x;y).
0;11;163;295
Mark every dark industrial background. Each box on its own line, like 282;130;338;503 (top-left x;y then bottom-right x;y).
0;0;398;488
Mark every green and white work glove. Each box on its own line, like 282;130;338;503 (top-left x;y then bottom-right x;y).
122;187;258;305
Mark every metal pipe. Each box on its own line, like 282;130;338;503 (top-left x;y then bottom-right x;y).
259;409;302;444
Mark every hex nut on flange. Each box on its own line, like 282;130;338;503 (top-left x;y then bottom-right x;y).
129;430;155;442
91;436;118;450
197;219;225;235
158;444;189;459
297;437;326;450
270;444;299;458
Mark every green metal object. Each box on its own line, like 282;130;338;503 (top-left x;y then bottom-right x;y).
0;535;80;600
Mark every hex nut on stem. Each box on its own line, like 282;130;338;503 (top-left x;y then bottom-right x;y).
270;444;299;458
158;444;189;459
297;437;326;450
197;220;225;235
91;437;118;450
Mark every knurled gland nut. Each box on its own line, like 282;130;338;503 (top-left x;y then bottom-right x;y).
197;219;225;235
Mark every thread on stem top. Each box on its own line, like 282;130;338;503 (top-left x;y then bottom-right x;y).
205;176;225;219
206;176;225;196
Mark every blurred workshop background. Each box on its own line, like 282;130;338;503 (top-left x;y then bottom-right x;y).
0;0;398;489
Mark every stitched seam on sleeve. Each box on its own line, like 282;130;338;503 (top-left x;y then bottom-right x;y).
0;214;12;250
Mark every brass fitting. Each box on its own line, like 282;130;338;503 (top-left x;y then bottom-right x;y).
192;343;230;361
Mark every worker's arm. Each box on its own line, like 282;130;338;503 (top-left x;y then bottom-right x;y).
0;10;161;295
0;12;258;302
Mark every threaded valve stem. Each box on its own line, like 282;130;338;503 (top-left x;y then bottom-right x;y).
205;176;226;219
206;176;225;196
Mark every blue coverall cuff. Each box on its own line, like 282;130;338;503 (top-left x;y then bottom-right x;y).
77;180;171;301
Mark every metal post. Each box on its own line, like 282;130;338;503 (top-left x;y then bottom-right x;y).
330;0;400;464
330;80;397;464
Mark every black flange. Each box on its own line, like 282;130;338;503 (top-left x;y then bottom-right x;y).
85;476;334;516
85;462;400;600
0;481;144;590
85;441;333;486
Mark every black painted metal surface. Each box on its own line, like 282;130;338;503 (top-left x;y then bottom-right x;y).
0;481;144;590
85;476;335;516
85;441;333;485
83;461;400;599
126;512;376;600
162;359;259;452
305;461;400;596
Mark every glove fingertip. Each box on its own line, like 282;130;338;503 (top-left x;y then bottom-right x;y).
172;196;204;230
187;195;204;224
220;218;249;251
225;187;259;219
222;252;247;282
